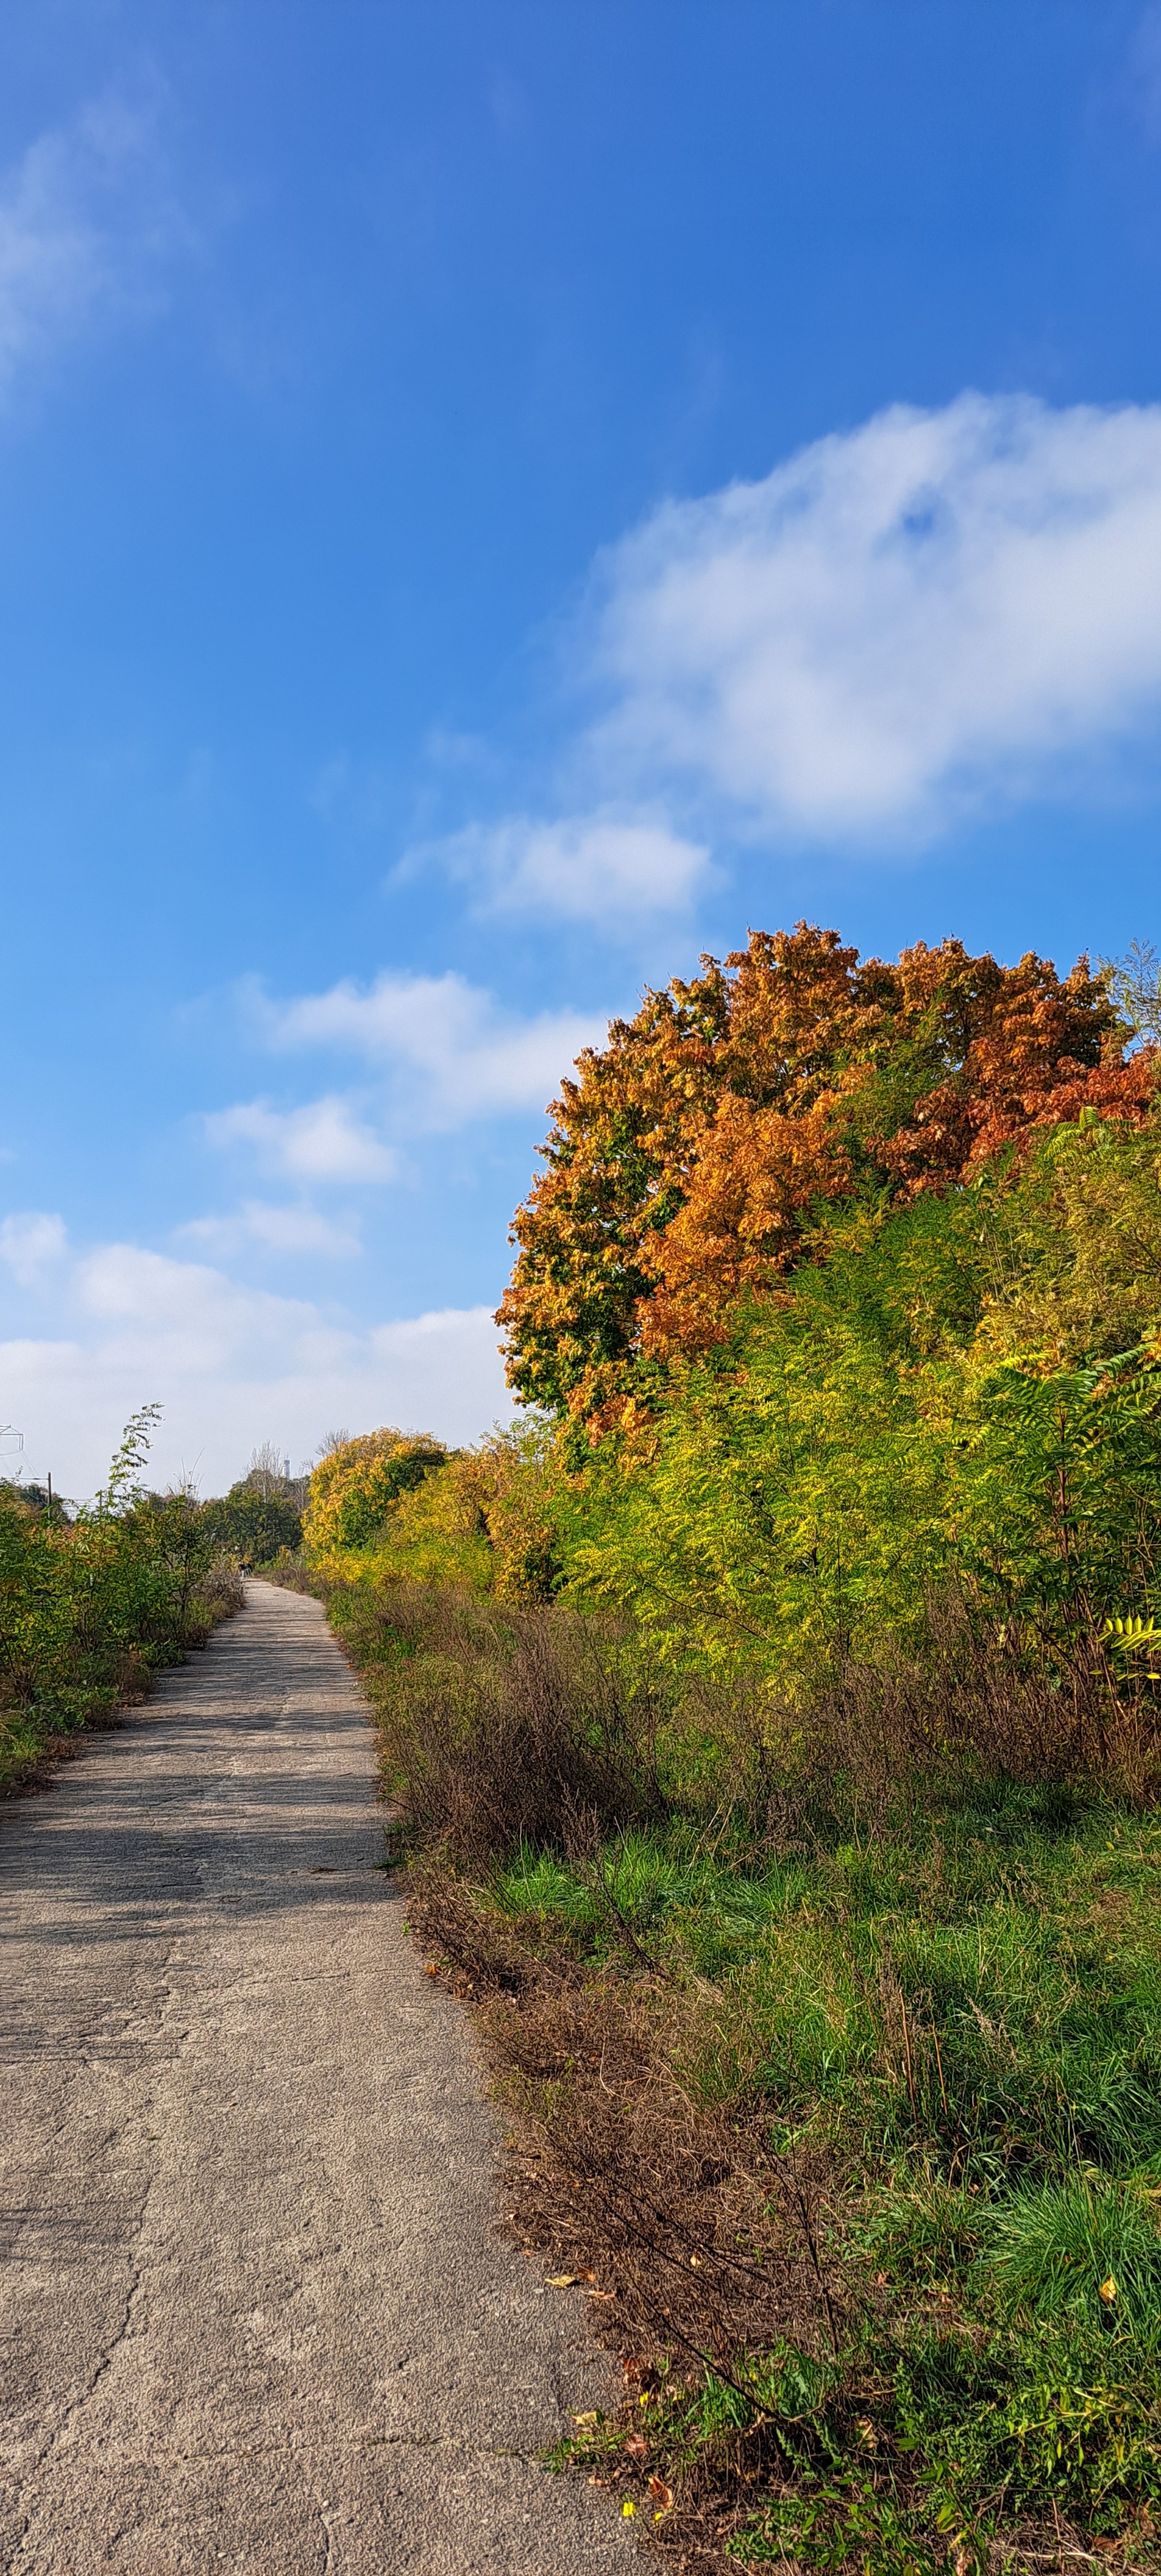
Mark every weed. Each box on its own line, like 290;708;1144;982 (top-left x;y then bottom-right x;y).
342;1586;1161;2566
0;1416;244;1795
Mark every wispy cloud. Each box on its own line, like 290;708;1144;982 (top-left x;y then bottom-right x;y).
0;1210;68;1287
577;391;1161;844
177;1201;363;1260
386;393;1161;899
0;86;181;405
203;1095;397;1184
409;809;711;924
251;969;605;1127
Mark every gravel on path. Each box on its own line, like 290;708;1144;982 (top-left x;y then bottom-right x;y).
0;1580;633;2575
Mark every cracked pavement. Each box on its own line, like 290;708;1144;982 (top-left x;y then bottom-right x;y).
0;1582;634;2573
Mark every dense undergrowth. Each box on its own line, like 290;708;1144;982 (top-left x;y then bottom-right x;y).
0;1408;242;1795
297;934;1161;2568
315;1577;1161;2570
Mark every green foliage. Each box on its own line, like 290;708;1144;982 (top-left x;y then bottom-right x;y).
983;2176;1161;2338
308;1095;1161;2563
956;1344;1161;1646
522;1795;1161;2558
303;1427;447;1559
304;1418;563;1602
202;1482;303;1563
318;1570;1161;2559
549;1119;1161;1772
556;1224;958;1675
0;1408;241;1790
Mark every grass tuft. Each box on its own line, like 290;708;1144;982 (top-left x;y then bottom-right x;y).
316;1570;1161;2568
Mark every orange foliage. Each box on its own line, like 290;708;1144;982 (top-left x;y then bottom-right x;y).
498;923;1155;1418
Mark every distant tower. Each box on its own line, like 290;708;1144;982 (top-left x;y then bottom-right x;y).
283;1456;290;1478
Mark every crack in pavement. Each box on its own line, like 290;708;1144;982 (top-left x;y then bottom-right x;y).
0;1583;632;2575
111;2434;563;2466
1;1924;194;2529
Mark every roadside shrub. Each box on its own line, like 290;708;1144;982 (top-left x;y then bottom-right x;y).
751;1588;1161;1809
326;1578;667;1857
203;1483;303;1563
301;1027;1161;2566
382;1690;1161;2565
0;1409;242;1793
303;1427;446;1558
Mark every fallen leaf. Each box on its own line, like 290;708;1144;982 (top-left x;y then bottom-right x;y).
1099;2274;1118;2304
648;2476;674;2511
623;2434;648;2461
572;2411;598;2428
547;2274;581;2288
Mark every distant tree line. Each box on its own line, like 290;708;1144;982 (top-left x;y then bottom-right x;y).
201;1443;306;1563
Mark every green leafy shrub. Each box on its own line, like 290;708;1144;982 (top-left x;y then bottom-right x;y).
306;1086;1161;2563
0;1407;242;1791
303;1428;446;1559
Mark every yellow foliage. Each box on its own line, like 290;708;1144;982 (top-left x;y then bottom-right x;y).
304;1419;561;1601
303;1428;446;1563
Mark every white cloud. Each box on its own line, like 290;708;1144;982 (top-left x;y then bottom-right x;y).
204;1095;397;1183
176;1202;363;1260
586;391;1161;841
414;809;711;922
0;1238;510;1497
0;88;178;404
0;1210;68;1287
254;971;604;1125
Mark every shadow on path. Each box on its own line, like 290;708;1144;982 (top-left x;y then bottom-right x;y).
0;1582;632;2575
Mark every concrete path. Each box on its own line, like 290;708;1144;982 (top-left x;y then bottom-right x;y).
0;1582;632;2575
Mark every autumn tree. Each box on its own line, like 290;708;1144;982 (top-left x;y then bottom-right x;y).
498;923;1155;1420
303;1429;447;1557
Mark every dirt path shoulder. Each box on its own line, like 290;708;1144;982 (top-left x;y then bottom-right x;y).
0;1579;630;2575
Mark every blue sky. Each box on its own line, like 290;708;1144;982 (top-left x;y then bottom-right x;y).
5;0;1161;1494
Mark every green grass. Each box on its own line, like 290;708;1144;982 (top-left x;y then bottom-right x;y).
0;1675;134;1792
317;1562;1161;2559
498;1790;1161;2561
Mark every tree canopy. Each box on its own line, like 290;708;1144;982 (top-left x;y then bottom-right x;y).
498;923;1154;1421
302;1429;447;1556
